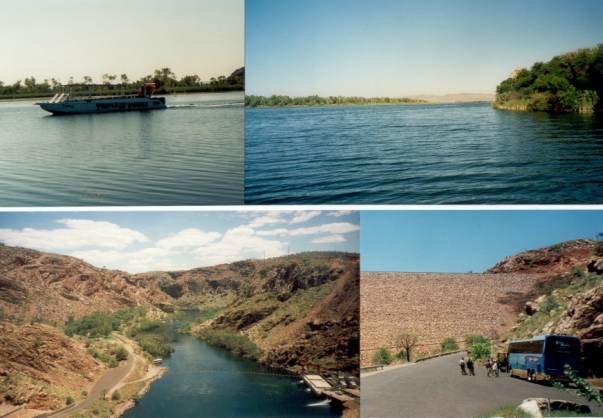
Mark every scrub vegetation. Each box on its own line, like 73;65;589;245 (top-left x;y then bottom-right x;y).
495;44;603;113
0;67;244;99
245;94;426;107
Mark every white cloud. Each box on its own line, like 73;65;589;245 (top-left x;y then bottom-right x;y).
70;247;181;274
156;228;221;250
0;219;148;251
247;212;287;228
193;225;287;266
312;235;346;244
327;210;353;217
257;222;360;237
291;211;321;224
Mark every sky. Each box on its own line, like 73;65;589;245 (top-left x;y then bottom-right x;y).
0;210;358;273
361;210;603;273
246;0;603;96
0;0;243;85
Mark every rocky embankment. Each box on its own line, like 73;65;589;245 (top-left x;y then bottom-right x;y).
360;272;543;366
494;240;603;376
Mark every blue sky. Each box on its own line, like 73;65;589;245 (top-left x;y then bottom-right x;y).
1;0;243;84
246;0;603;96
361;211;603;273
0;210;358;273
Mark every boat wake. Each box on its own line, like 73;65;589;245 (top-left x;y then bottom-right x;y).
307;399;331;407
168;102;243;109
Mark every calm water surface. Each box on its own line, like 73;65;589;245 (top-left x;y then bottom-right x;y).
123;335;340;418
0;92;243;206
245;103;603;203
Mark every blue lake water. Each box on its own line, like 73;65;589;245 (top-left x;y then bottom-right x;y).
245;103;603;204
0;92;243;206
122;335;340;418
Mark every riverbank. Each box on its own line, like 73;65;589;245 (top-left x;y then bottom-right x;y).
493;100;599;113
0;88;243;102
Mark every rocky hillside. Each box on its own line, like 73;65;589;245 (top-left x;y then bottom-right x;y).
1;245;359;375
0;322;103;411
0;245;172;324
192;253;360;374
491;240;603;376
360;272;543;366
488;239;596;274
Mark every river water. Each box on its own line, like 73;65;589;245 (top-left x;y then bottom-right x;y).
245;103;603;204
122;335;340;418
0;92;243;206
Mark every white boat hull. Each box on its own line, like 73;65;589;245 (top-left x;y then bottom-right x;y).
38;96;166;115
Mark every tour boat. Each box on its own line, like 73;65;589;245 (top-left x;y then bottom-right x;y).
36;83;166;115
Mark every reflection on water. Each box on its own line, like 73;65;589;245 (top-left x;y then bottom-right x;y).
0;92;243;206
123;335;340;418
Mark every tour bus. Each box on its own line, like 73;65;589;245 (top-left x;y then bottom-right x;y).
507;335;580;382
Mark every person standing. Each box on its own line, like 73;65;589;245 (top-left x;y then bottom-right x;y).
485;359;492;377
492;360;499;377
459;357;467;375
467;357;475;376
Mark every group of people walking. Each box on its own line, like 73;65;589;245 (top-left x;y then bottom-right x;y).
458;357;500;377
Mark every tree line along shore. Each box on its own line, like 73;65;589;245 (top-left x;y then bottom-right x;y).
494;44;603;113
0;67;244;100
245;94;427;107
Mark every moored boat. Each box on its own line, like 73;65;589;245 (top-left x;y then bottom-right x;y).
36;83;166;115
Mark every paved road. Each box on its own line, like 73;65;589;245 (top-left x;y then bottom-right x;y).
362;352;603;418
48;341;136;418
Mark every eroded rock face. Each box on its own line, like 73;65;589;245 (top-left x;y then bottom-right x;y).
0;245;173;323
552;282;603;376
488;240;595;274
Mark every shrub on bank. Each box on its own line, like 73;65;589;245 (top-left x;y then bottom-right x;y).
440;337;459;352
372;347;393;365
198;329;259;359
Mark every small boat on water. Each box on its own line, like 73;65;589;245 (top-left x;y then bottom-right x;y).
152;358;163;365
36;83;166;115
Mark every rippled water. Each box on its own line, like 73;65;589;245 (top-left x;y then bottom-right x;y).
0;92;243;206
245;103;603;203
123;335;340;418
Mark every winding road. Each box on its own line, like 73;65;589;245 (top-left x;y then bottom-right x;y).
47;339;136;418
361;352;603;418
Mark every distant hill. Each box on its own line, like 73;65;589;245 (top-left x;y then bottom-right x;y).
494;44;603;113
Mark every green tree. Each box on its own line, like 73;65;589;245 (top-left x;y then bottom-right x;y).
441;337;459;352
465;334;488;347
470;342;491;360
372;347;393;365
